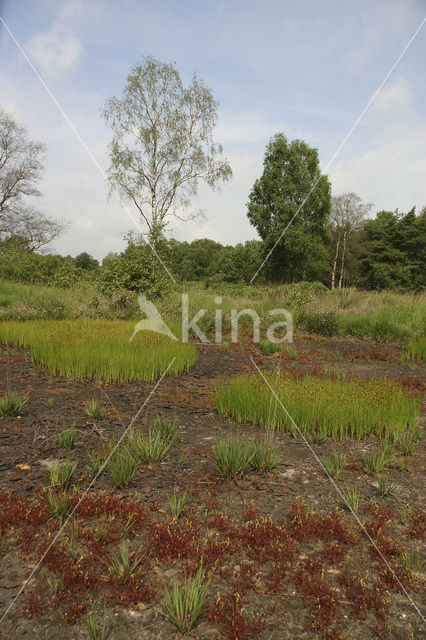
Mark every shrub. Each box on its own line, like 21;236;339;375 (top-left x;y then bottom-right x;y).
297;309;338;337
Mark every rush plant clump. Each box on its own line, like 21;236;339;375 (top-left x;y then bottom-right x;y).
215;374;419;439
0;320;196;382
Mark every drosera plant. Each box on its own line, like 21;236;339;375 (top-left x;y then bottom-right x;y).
341;485;360;512
85;398;107;419
167;490;188;519
57;428;76;450
48;460;77;490
0;391;29;416
163;566;210;634
323;452;346;478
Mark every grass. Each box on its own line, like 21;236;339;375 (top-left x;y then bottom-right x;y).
361;452;387;475
86;611;111;640
323;452;346;477
127;429;173;464
407;337;426;359
396;429;420;456
153;414;179;440
377;475;396;496
212;435;279;478
167;490;188;518
47;491;71;518
342;486;360;512
85;398;107;419
57;428;76;449
0;319;196;382
163;567;209;634
107;540;145;579
215;374;419;439
401;550;424;575
106;451;137;487
48;460;77;489
258;339;282;355
0;391;29;416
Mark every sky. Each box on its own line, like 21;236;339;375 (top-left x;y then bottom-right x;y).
0;0;425;261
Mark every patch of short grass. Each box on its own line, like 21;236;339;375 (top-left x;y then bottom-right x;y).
86;399;107;419
215;374;419;439
323;452;346;478
127;429;173;464
0;320;196;382
57;428;76;449
48;460;77;489
212;435;253;478
106;451;137;487
0;391;29;416
258;339;282;355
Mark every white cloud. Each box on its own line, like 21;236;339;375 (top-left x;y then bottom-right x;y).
25;25;83;79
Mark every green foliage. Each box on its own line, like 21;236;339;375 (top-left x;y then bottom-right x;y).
85;399;107;419
86;611;111;640
127;429;173;464
107;540;144;579
48;460;77;490
216;374;419;439
212;435;254;478
249;439;280;471
0;391;28;416
57;428;76;449
167;490;188;519
106;451;137;487
153;414;179;440
297;309;338;336
323;452;346;477
401;550;424;575
99;234;171;298
377;475;395;496
361;208;426;290
342;486;360;512
47;491;71;518
163;567;209;634
361;452;387;475
258;339;282;355
407;337;426;359
247;132;331;282
0;320;196;382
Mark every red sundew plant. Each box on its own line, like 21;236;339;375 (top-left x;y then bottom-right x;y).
242;502;260;522
339;571;389;621
207;512;232;534
74;493;146;533
239;517;294;563
288;502;356;548
407;509;426;539
189;537;238;574
207;591;266;640
150;520;199;560
363;503;394;539
105;574;155;607
293;559;338;631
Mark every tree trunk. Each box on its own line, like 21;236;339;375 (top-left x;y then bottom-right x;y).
331;232;340;289
338;227;348;288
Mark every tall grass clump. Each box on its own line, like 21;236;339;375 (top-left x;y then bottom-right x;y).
0;320;196;382
163;567;209;634
0;391;29;416
215;374;419;440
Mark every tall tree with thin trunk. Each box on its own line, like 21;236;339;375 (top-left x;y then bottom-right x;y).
103;56;232;247
0;109;65;251
329;192;373;288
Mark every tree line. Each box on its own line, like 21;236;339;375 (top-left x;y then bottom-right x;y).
1;56;424;294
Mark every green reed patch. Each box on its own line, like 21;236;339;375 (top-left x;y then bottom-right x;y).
215;374;419;439
0;320;196;382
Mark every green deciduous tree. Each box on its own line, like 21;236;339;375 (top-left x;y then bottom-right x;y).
247;133;331;282
103;56;232;247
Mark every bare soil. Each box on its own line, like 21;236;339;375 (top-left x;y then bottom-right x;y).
0;336;425;640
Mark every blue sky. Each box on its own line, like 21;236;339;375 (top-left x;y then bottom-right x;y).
1;0;425;260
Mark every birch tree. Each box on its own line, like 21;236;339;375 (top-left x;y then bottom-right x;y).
330;192;372;288
103;56;232;247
